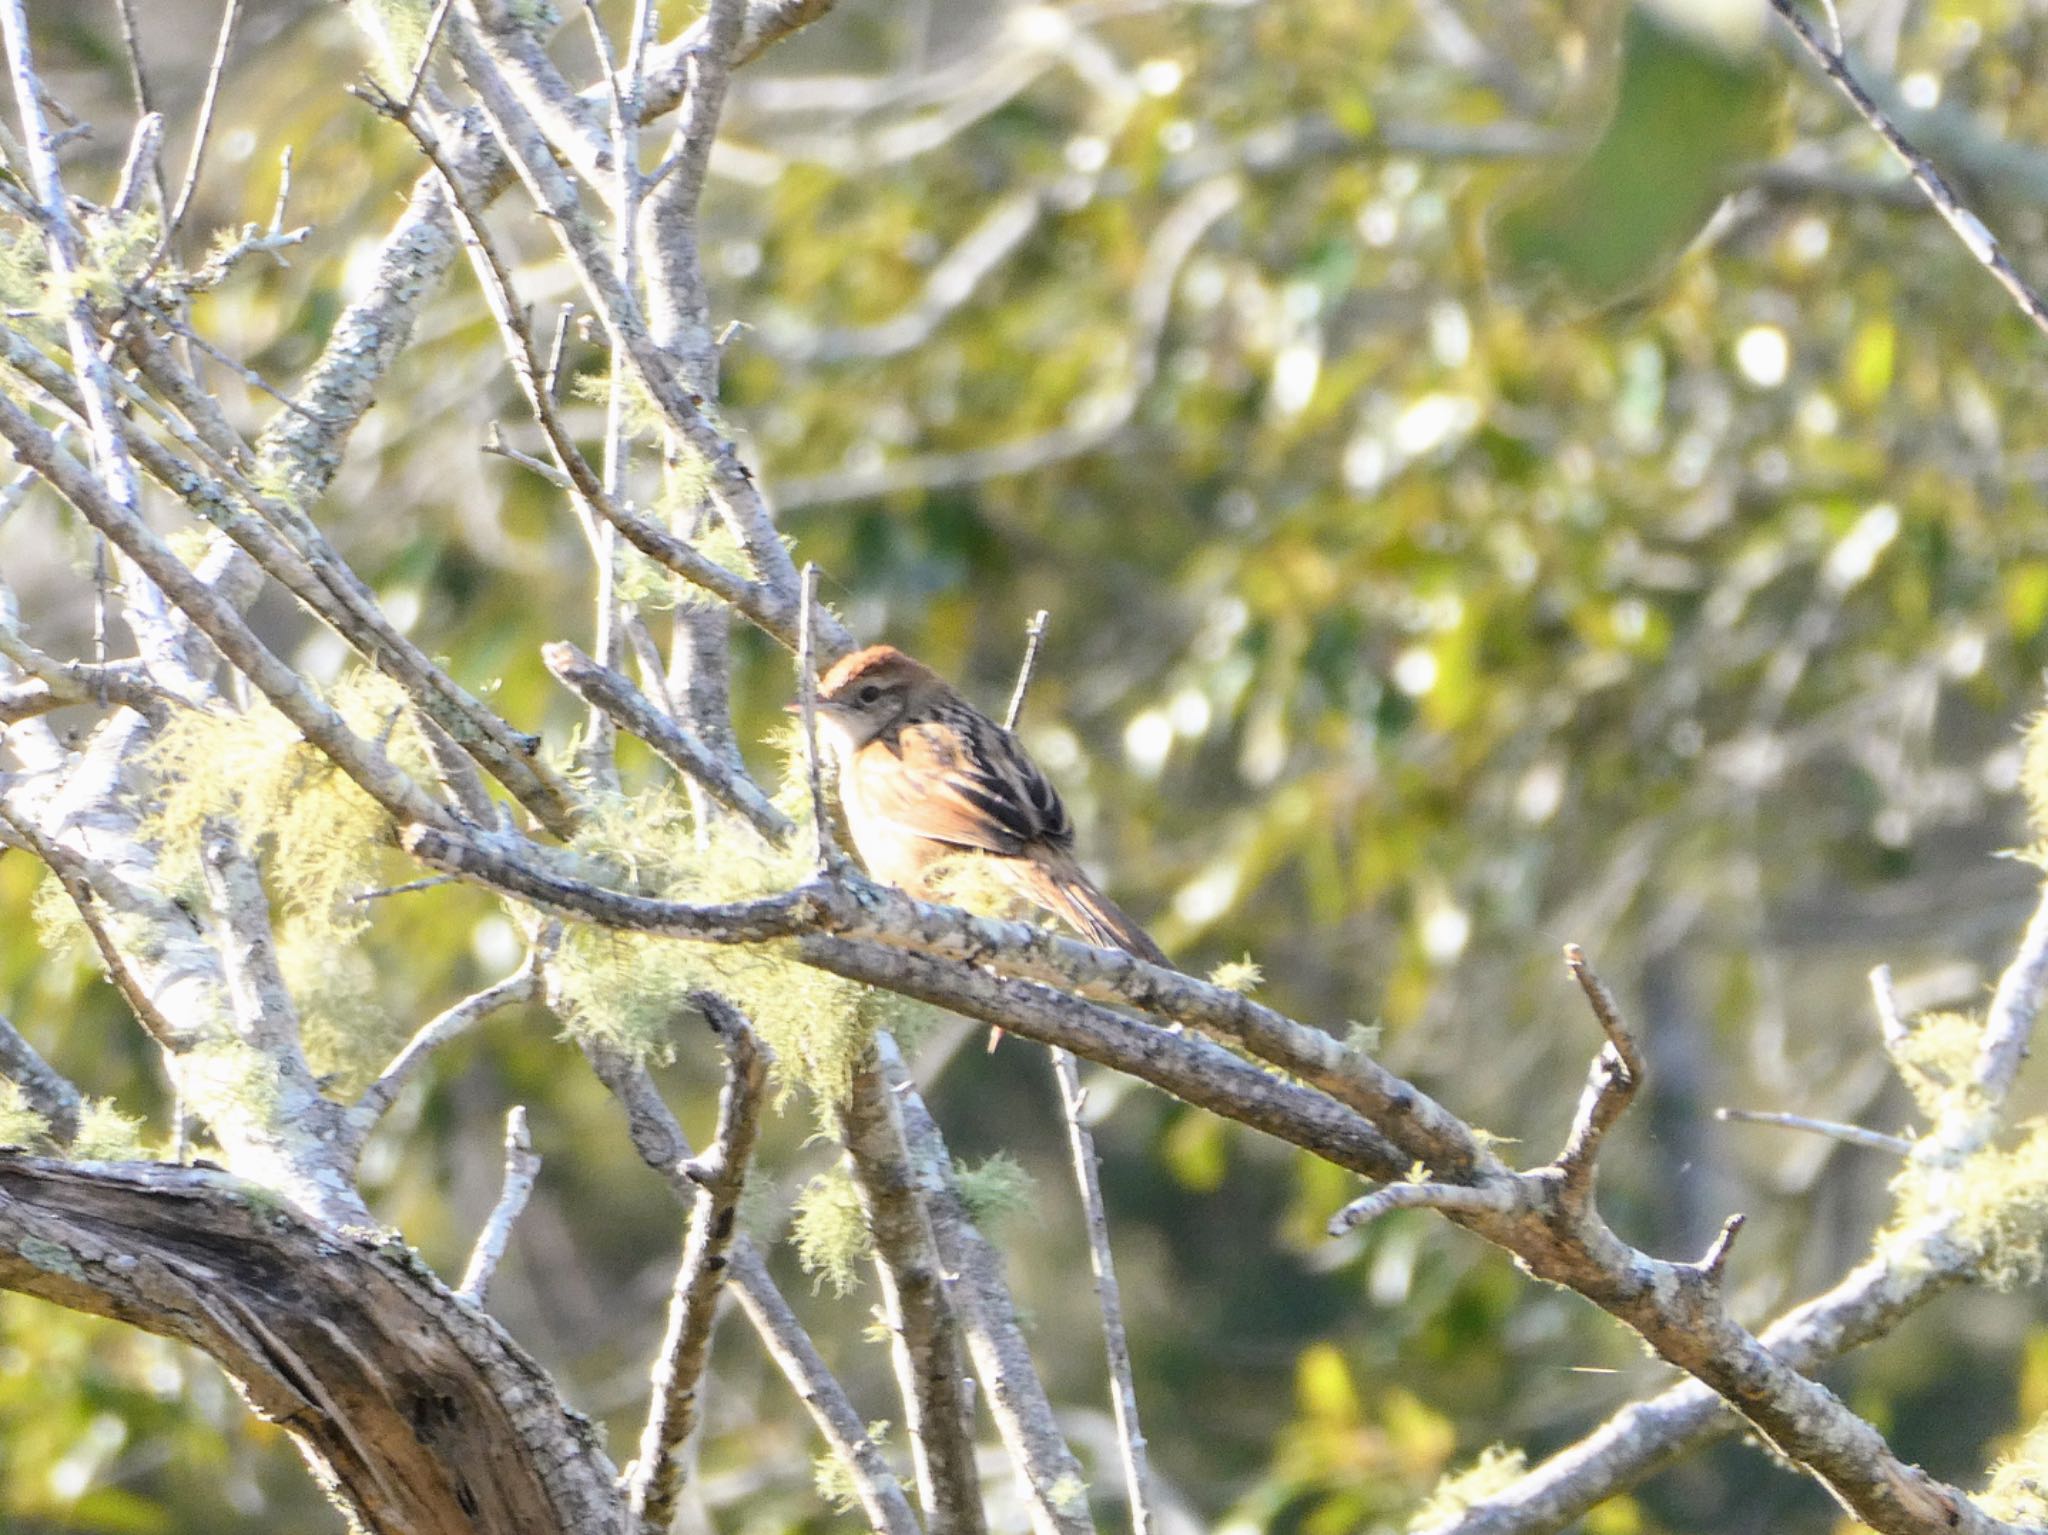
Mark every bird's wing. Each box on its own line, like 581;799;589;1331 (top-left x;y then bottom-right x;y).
853;716;1073;857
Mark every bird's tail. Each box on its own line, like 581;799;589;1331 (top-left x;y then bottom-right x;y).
1013;854;1170;967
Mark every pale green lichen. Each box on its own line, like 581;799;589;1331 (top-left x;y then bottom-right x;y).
29;868;93;966
1208;954;1264;994
917;850;1037;923
954;1151;1034;1229
1048;1473;1092;1519
547;782;874;1111
1408;1444;1528;1529
1892;1121;2048;1290
0;229;46;311
1889;1008;1985;1122
179;1038;287;1131
791;1162;871;1296
0;1082;51;1147
68;1099;149;1161
814;1421;892;1513
1344;1019;1385;1055
17;1235;85;1282
135;669;431;1082
1983;1414;2048;1524
80;208;159;302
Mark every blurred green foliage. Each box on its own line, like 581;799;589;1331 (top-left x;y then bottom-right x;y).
8;0;2048;1529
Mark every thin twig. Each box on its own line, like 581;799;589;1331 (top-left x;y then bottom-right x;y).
623;995;768;1533
354;80;801;646
1051;1049;1154;1533
580;0;640;787
1002;608;1049;733
543;640;794;841
153;0;245;267
1972;879;2048;1105
350;874;458;904
457;1107;541;1304
1693;1213;1746;1285
796;562;836;869
1715;1107;1912;1156
1555;942;1643;1200
1869;962;1909;1053
112;111;163;215
0;419;61;527
1327;1179;1521;1235
348;957;542;1146
483;426;572;487
0;802;178;1050
110;0;173;214
1768;0;2048;340
1005;608;1153;1529
2;0;173;691
403;0;458;114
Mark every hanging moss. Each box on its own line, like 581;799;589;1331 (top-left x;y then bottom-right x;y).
791;1162;873;1297
0;1083;51;1148
68;1098;150;1162
953;1150;1035;1229
134;668;434;1083
546;781;875;1112
813;1421;892;1514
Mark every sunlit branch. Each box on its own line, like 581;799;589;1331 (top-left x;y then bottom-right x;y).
457;1106;541;1305
623;995;766;1533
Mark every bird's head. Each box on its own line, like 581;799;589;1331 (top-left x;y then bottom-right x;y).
805;644;943;750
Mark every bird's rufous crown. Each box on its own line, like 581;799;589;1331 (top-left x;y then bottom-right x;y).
818;644;934;698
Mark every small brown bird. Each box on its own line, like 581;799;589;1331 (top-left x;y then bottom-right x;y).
809;644;1169;968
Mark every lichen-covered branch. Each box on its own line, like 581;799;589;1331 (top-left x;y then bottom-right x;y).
401;811;2036;1532
880;1037;1091;1535
623;996;767;1533
0;1011;81;1144
579;1039;921;1535
840;1043;987;1535
1421;877;2048;1535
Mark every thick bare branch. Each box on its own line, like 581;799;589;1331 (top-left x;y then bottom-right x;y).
0;1156;622;1535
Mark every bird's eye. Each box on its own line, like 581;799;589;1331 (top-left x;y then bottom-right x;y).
857;684;884;705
